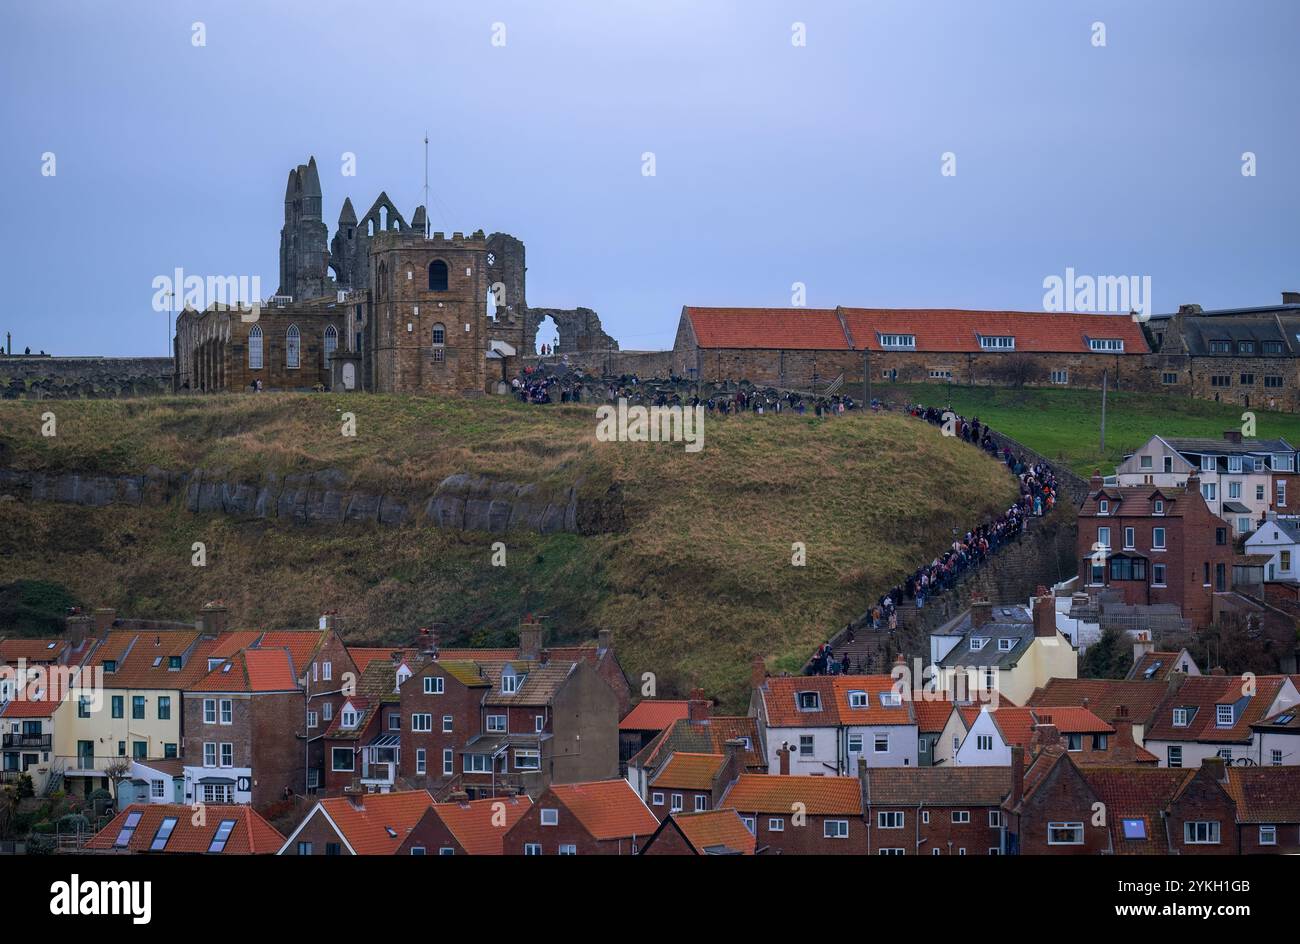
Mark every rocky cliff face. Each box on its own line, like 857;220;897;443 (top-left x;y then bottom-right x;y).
0;466;624;536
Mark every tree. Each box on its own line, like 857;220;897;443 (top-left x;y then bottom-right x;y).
1080;626;1134;679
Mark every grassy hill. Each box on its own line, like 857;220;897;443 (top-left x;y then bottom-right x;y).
879;383;1300;478
0;394;1018;709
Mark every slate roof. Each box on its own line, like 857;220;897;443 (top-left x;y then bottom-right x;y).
86;803;284;854
862;766;1012;807
722;773;862;816
934;614;1035;669
548;780;659;841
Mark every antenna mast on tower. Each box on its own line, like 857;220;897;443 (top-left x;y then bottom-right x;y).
423;132;430;237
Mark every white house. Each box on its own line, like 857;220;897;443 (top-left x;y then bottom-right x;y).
750;675;918;775
1244;517;1300;582
1144;675;1300;768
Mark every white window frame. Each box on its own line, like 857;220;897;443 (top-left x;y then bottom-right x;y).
824;819;849;838
1047;822;1084;845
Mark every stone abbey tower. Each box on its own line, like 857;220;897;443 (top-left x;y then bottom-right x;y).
174;156;617;395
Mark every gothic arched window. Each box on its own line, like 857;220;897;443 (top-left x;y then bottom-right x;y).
324;325;338;366
248;324;263;370
429;260;449;292
286;324;301;369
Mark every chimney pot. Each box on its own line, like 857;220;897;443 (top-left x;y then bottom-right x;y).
1282;291;1300;306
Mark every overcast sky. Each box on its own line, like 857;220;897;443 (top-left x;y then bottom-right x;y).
2;0;1296;356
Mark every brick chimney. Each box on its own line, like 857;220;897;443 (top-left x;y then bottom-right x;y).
517;615;543;662
688;688;711;724
596;629;612;654
1201;755;1227;784
197;602;227;636
1283;291;1300;305
1090;469;1103;491
970;595;993;629
776;743;791;775
750;656;767;690
417;626;438;656
1132;631;1155;664
1032;587;1056;638
1109;705;1136;755
1009;746;1024;808
65;613;94;647
1177;303;1203;314
1223;429;1243;444
92;607;117;638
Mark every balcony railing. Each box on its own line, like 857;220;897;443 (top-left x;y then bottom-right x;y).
3;733;52;750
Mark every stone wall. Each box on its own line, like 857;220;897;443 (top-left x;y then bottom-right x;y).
0;356;173;399
0;466;625;537
521;349;676;379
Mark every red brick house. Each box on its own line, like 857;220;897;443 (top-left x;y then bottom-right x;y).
640;809;758;855
396;794;533;855
182;647;302;809
1225;765;1300;853
719;773;864;854
626;699;765;801
502;779;659;855
398;659;490;794
85;803;284;855
861;765;1011;855
319;657;409;795
1078;471;1234;628
645;748;745;821
279;789;434;855
618;698;690;774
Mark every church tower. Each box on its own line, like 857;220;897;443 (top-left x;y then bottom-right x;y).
277;156;330;300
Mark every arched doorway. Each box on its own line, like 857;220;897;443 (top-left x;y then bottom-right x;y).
535;314;558;355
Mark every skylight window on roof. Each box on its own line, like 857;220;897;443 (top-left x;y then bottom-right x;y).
1274;713;1295;725
152;656;163;668
114;811;143;847
150;816;178;851
1143;661;1163;679
208;819;236;853
1121;818;1146;840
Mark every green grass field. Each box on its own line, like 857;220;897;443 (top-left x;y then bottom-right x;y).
0;395;1018;710
879;383;1300;478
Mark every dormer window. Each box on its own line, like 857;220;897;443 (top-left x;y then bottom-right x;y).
1216;704;1234;727
103;660;117;673
1227;457;1243;473
1172;708;1189;727
1274;454;1295;472
1098;500;1109;515
1089;338;1124;352
1201;455;1216;473
878;691;902;707
998;638;1014;652
979;335;1015;351
501;669;522;694
879;333;915;350
797;691;821;711
969;637;987;652
1153;499;1165;515
847;691;868;708
341;708;358;728
208;658;223;670
168;656;182;670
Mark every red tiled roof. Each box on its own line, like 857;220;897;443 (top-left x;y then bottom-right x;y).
1129;651;1190;682
256;630;326;677
759;675;912;728
620;699;691;732
912;700;958;733
316;790;435;855
1027;678;1169;727
549;780;659;841
85;804;283;854
840;308;1151;354
0;679;59;717
721;773;862;816
430;795;533;855
89;630;215;689
347;647;404;672
684;307;847;350
1080;766;1194;854
670;809;757;855
650;752;726;791
1224;766;1300;823
190;648;299;693
1146;675;1294;743
0;638;69;663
